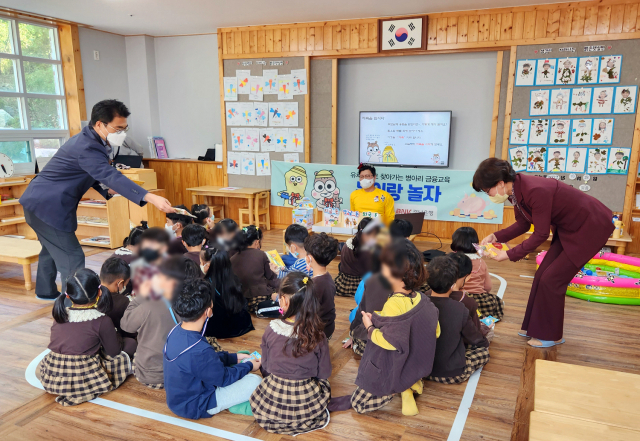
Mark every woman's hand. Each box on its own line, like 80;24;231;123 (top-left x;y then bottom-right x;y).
492;249;510;262
361;311;373;329
480;233;497;246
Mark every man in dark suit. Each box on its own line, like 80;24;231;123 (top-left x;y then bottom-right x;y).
20;100;173;300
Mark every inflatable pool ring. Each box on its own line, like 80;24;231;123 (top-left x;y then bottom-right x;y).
536;251;640;305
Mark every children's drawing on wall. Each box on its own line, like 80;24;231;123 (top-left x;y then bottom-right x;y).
269;105;283;126
587;148;608;174
577;57;598;84
241;153;256;175
515;60;535;86
277;74;293;100
259;129;276;152
598;55;622;84
591;119;614;145
263;69;278;95
249;76;264;101
550;119;569;144
365;141;382;162
282;102;299;127
530;90;550;116
571;119;592;145
527;147;547;172
510;119;530;144
255;152;271;176
274;129;290;152
245;128;260;152
591;86;614;114
571;88;592;115
236;70;250;94
528;119;549;144
383;145;398;163
614;86;637;114
311;170;343;210
567;147;587;173
253;102;268;127
535;59;556;85
509;146;527;171
289;128;304;153
223;77;238;101
230;128;245;151
278;165;307;207
283;153;299;163
226;103;241;126
546;148;567;173
556;58;577;85
549;89;570;115
227;151;241;175
291;69;307;95
607;148;630;174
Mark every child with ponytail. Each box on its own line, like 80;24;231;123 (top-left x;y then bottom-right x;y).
335;217;381;297
250;272;332;436
38;268;134;406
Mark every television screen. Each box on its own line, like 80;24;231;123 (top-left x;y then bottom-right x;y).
359;111;452;167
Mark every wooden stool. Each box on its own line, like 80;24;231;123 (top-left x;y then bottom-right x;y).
209;204;224;220
239;191;270;230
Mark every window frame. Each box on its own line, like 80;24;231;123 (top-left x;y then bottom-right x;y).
0;16;69;174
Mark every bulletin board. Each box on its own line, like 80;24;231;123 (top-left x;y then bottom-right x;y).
505;40;640;212
223;57;307;188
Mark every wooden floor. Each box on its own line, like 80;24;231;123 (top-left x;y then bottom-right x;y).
0;229;639;441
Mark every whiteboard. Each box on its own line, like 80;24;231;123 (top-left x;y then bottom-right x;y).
359;111;452;167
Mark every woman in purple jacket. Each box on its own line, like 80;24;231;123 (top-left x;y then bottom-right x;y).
472;158;613;348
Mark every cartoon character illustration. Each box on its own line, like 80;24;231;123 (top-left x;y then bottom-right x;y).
521;62;532;80
610;150;628;170
512;149;525;169
620;88;633;111
548;150;565;172
456;194;487;217
432;153;441;164
602;58;617;80
553;91;566;110
573;120;589;143
382;145;398;163
596;89;609;108
366;142;382;162
580;59;595;83
278;165;308;207
557;59;575;84
570;150;582;170
311;169;343;210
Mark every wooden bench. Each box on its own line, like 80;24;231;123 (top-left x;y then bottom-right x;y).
0;237;42;290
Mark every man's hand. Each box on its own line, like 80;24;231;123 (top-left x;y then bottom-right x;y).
108;189;119;195
144;192;174;213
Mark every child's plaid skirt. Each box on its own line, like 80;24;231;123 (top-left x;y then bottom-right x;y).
206;336;223;352
132;360;164;390
250;374;331;436
350;331;366;357
246;295;269;314
39;351;130;405
469;292;504;320
350;386;394;414
427;346;490;384
335;272;361;297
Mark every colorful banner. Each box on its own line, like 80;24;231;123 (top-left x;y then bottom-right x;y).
270;161;504;224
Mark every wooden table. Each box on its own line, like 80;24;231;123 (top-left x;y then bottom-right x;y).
187;186;270;227
0;237;42;290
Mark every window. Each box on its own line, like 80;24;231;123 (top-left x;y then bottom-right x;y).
0;17;68;173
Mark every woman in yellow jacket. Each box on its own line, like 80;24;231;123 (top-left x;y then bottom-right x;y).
350;165;395;224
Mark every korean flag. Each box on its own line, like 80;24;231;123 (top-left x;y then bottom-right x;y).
381;18;424;51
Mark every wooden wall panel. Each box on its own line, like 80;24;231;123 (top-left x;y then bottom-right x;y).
58;24;86;137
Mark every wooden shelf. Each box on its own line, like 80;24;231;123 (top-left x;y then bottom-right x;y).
0;218;26;227
78;203;107;209
0;199;20;206
0;180;29;188
78;235;112;248
77;222;109;229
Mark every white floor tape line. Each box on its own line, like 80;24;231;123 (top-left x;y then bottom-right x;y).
26;349;260;441
519;275;534;279
446;273;506;441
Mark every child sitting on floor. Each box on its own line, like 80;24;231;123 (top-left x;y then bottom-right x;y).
167;205;194;255
201;246;254;339
210;218;239;256
121;256;202;389
279;224;313;277
426;256;490;385
180;223;207;266
304;232;339;339
250;272;332;436
111;224;146;264
389;218;413;240
38;269;134;406
450;227;504;319
446;252;483;333
352;239;439;416
100;257;135;340
191;203;216;242
335;217;380;297
164;278;262;420
230;225;280;316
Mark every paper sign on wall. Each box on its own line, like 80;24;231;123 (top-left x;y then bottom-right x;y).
253;102;268;127
291;69;307;95
223;77;237;101
283;102;299;127
241;152;256;175
238;102;253;126
269;103;283;126
245;128;260;152
260;128;276;152
288;128;304;152
263;69;278;94
236;70;251;94
225;103;242;126
256;152;271;176
274;129;290;152
277;74;293;100
283;153;299;163
249;76;264;101
230;128;246;150
227;151;241;175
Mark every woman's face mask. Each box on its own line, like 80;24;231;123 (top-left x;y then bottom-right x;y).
487;182;509;204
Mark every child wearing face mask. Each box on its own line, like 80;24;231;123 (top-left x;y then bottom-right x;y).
350;164;395;224
111;224;146;264
180;224;207;266
335;217;381;297
100;257;136;341
166;205;194;255
250;272;333;435
230;225;280;316
164;278;262;420
426;256;490;385
190;204;216;242
279;224;313;278
210;218;239;257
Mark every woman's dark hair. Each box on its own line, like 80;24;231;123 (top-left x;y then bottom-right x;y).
190;204;211;226
389;219;413;239
427;256;459;294
352;217;379;257
172;278;213;322
181;224;206;247
279;272;325;358
303;232;338;266
158;256;201;281
53;268;111;324
90;99;131;126
450;227;480;254
358;164;376;176
234;225;263;252
472;158;517;193
123;223;147;247
447;252;473;279
166;205;193;228
380;239;426;291
140;227;171;245
202;246;245;315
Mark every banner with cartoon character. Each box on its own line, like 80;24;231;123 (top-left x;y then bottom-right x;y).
271;161;504;224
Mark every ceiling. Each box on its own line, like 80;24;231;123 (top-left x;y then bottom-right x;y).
6;0;571;37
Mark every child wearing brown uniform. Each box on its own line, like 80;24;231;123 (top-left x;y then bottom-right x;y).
335;217;380;297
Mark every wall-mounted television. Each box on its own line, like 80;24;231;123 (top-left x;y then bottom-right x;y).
359;111;452;167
